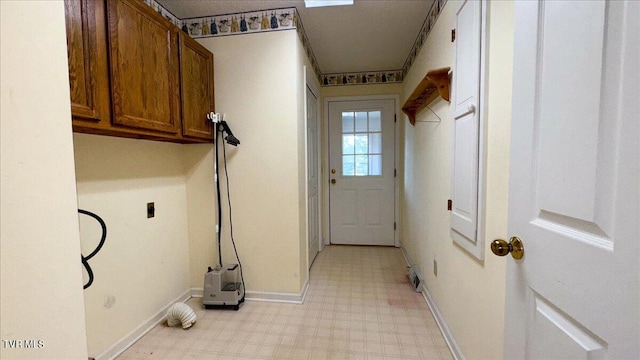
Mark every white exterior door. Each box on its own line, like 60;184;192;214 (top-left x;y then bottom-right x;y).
505;1;639;359
307;86;320;267
328;99;395;246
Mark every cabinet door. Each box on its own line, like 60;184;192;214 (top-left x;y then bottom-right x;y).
179;33;215;140
107;0;180;134
65;0;110;125
450;0;486;260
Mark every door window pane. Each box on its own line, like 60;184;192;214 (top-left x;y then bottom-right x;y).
355;155;368;176
342;155;354;176
369;155;382;176
355;112;368;132
369;111;381;131
342;112;354;133
355;134;368;154
342;135;355;155
368;133;381;154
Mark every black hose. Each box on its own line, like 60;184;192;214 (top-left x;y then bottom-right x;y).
78;209;107;290
213;120;245;296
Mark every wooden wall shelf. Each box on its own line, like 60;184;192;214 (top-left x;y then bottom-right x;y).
402;67;451;125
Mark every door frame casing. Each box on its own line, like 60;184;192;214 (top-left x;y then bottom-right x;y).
304;66;322;272
323;95;401;247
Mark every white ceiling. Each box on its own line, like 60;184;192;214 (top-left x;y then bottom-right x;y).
156;0;434;74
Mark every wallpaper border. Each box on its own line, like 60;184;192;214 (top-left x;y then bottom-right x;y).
144;0;448;87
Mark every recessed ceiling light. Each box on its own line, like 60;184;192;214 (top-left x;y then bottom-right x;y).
304;0;354;8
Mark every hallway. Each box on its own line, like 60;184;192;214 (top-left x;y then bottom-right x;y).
118;246;452;359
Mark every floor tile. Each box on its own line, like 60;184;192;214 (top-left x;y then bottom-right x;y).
116;245;452;359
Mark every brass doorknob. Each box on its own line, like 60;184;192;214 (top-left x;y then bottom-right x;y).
331;179;336;184
491;236;524;260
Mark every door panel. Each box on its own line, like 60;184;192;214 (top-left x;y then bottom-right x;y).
535;1;606;223
338;189;357;226
180;33;215;140
453;0;480;117
506;1;639;358
365;189;382;226
329;99;395;246
65;0;110;124
107;0;180;134
451;110;478;239
528;294;607;360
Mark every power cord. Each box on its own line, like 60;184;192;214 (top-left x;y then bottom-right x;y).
222;132;246;298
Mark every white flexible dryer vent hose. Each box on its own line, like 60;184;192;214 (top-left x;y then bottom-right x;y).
166;302;196;329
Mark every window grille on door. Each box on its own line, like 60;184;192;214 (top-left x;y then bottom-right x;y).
341;110;382;176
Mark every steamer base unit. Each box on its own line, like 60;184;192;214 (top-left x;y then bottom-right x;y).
203;264;245;310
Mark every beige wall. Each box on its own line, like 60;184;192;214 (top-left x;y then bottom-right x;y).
0;1;89;359
73;134;192;357
196;31;306;294
183;144;216;289
400;1;513;359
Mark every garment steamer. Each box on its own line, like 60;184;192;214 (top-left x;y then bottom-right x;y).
203;113;245;310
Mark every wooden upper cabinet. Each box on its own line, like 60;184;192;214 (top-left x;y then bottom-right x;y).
64;0;215;143
179;33;215;141
106;0;180;135
65;0;111;126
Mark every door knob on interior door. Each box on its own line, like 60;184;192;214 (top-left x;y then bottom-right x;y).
491;236;524;260
331;179;336;184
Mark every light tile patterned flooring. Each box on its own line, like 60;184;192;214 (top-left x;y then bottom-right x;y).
118;245;452;359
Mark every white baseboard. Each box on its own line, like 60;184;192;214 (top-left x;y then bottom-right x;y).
247;278;309;304
421;285;466;360
190;279;309;305
399;245;465;360
95;289;191;360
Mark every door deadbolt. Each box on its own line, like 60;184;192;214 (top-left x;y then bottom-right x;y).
491;236;524;260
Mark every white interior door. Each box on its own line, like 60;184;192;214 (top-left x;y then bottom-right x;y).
505;1;639;359
328;99;395;246
307;86;320;267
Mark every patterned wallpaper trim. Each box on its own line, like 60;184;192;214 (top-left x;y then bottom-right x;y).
322;70;404;86
181;8;296;38
180;7;323;81
143;0;182;27
402;0;449;79
143;0;447;87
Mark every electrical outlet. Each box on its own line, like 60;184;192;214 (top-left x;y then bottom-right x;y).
147;202;155;218
433;260;438;277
